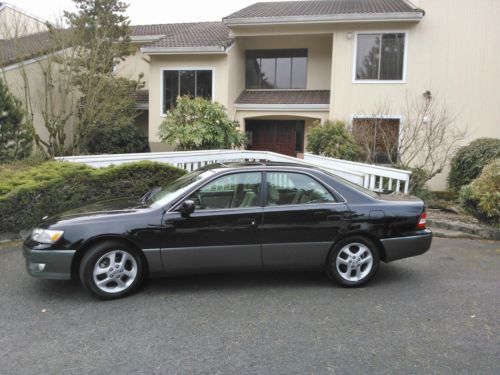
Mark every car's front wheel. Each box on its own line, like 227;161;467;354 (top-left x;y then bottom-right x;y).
327;237;380;287
79;241;145;299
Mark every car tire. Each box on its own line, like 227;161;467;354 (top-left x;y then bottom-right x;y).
326;236;380;287
79;240;145;300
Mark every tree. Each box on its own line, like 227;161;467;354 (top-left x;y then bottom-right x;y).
354;93;466;191
64;0;143;149
159;96;247;151
306;120;359;160
0;79;33;162
1;18;78;157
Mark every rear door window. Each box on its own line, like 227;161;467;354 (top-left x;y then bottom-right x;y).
266;172;336;206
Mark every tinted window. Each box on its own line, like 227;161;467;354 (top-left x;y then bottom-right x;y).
188;172;261;210
163;71;179;113
266;172;335;206
355;33;405;81
149;169;215;206
245;49;307;89
162;70;213;112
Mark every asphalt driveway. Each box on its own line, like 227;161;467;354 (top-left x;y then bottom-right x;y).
0;238;498;374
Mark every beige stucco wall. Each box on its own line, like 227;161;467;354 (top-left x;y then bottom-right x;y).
1;59;77;148
115;44;151;88
236;34;333;91
147;53;229;148
329;0;500;188
0;6;47;38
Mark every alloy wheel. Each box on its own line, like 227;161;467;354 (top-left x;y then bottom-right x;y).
335;242;373;282
92;250;138;294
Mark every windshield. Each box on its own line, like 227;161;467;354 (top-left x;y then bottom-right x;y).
148;169;216;207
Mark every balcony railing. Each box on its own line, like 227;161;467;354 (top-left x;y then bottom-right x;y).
56;150;411;193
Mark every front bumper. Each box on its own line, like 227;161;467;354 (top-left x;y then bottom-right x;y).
380;229;433;262
23;245;76;280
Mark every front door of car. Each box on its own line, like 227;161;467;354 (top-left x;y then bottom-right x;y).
160;172;264;272
262;171;350;267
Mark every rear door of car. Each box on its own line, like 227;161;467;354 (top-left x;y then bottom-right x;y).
261;171;350;268
160;171;264;272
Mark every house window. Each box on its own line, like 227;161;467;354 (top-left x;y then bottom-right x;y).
245;49;307;89
352;117;400;164
355;33;406;81
163;70;213;113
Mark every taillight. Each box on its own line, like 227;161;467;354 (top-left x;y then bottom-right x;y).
417;211;427;229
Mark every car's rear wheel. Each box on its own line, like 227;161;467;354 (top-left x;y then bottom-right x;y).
326;236;380;287
79;241;145;300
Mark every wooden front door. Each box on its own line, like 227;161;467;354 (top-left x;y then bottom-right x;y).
246;120;304;157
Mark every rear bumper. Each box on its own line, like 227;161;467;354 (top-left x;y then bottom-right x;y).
23;245;75;280
381;229;432;262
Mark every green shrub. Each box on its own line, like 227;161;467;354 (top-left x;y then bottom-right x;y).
459;159;499;225
306;120;359;161
81;122;150;154
0;161;185;232
0;78;33;163
432;190;458;202
159;96;246;150
448;138;500;191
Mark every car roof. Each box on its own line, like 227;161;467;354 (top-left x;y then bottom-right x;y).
198;161;322;172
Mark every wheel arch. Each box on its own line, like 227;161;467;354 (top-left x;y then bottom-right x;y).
326;231;387;265
70;235;149;280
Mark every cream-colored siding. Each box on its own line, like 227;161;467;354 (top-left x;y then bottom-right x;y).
226;41;245;118
1;58;77;146
147;54;228;149
0;5;47;38
235;34;333;91
329;0;500;188
115;44;151;88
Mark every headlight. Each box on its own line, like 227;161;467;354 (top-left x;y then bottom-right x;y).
31;228;64;244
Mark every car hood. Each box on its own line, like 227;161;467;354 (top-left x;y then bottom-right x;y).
40;197;149;227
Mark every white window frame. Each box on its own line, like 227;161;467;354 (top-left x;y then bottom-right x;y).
352;31;409;84
349;114;404;163
160;67;216;117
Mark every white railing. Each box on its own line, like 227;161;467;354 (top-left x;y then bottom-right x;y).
304;153;411;193
56;150;411;193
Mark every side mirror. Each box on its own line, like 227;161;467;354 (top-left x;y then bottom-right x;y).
179;200;196;217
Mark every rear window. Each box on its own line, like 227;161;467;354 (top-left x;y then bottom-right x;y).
322;170;380;199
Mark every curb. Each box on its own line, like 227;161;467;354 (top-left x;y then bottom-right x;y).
0;230;30;244
427;219;499;241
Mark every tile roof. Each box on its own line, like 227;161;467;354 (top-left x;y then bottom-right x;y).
132;22;232;50
0;30;67;67
132;89;149;105
235;90;330;105
224;0;423;22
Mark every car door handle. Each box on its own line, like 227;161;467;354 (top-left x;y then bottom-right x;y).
237;218;257;226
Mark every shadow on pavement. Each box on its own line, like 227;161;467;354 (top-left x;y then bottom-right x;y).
27;262;422;301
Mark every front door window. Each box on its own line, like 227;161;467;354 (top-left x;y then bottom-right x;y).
187;172;261;210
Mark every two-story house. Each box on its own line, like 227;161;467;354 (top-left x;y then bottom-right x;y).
122;0;499;189
1;0;499;189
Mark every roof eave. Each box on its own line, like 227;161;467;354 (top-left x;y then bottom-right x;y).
223;12;424;26
234;103;330;112
130;35;164;43
141;45;230;55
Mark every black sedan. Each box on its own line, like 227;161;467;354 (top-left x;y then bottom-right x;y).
23;162;432;299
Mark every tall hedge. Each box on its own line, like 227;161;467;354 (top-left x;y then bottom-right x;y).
448;138;500;191
459;159;499;226
0;161;185;233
